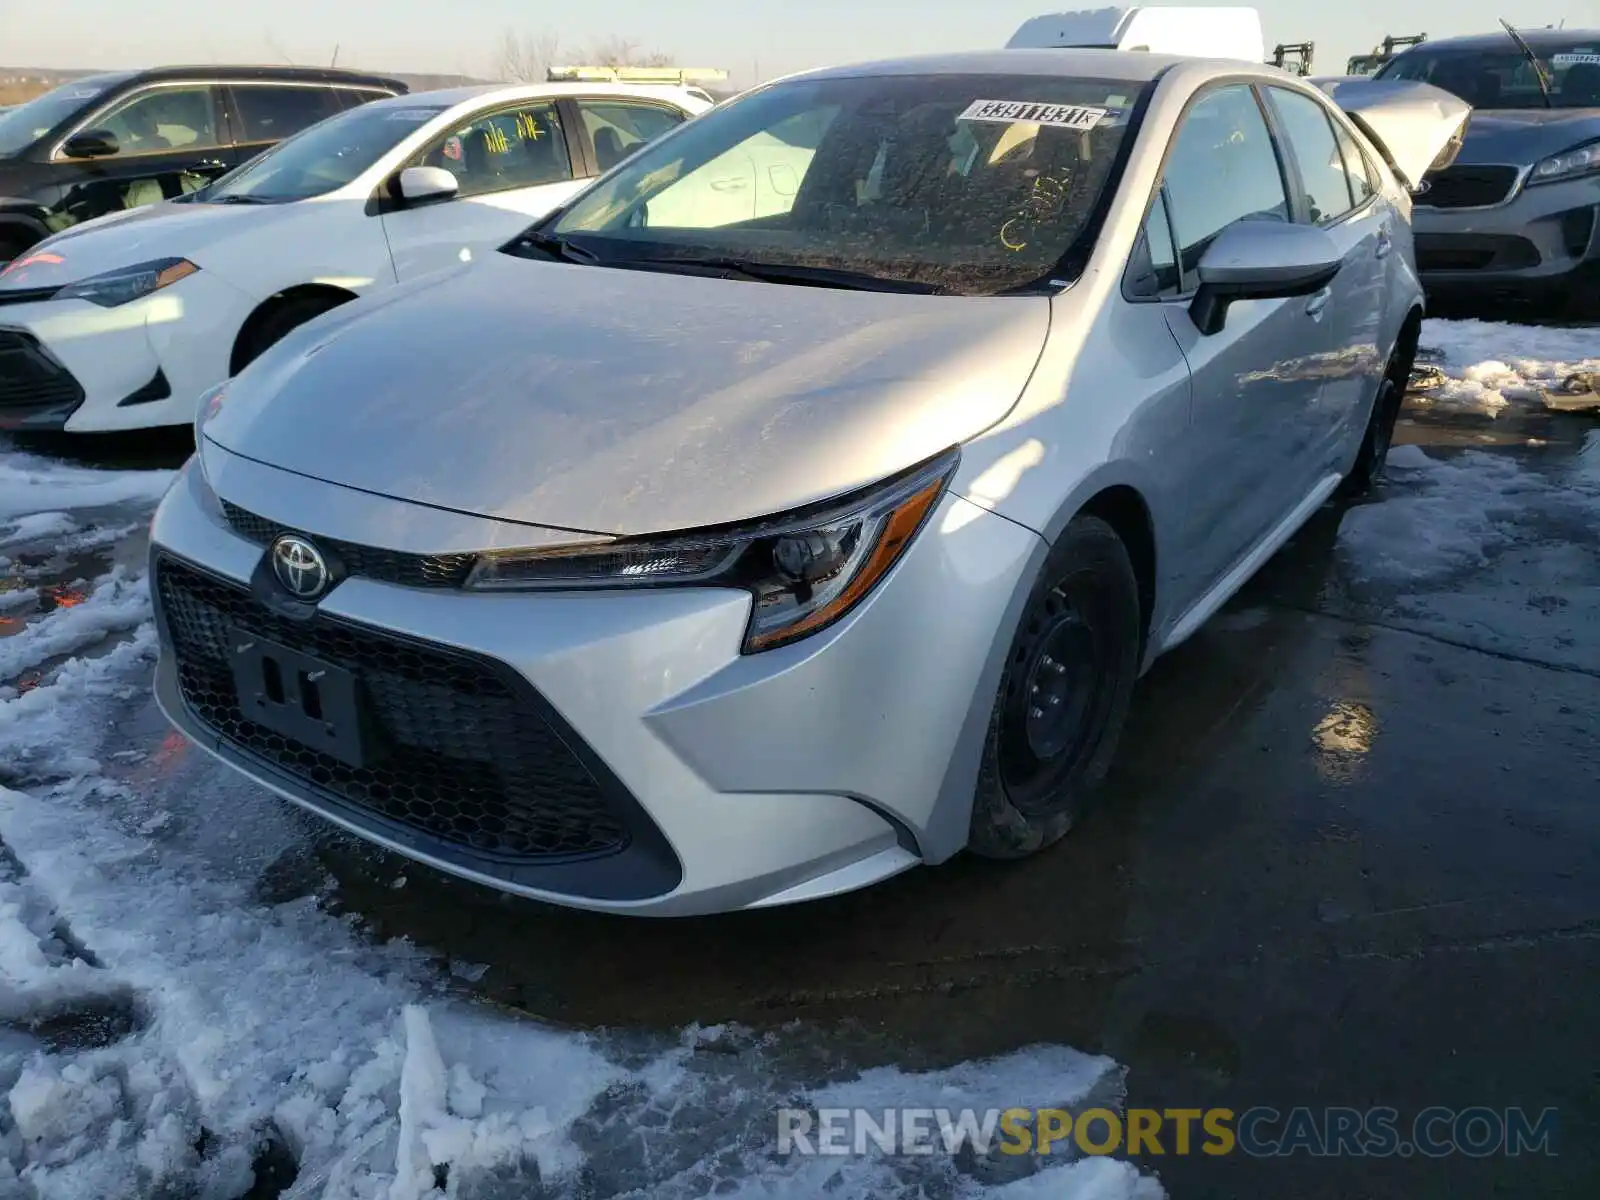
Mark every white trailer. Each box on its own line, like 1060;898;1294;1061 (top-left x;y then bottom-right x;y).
1007;7;1266;62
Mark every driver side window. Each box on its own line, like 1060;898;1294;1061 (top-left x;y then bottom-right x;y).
415;103;572;199
82;85;224;156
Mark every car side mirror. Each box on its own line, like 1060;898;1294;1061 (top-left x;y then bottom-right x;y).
61;130;120;159
394;166;459;207
1188;220;1343;336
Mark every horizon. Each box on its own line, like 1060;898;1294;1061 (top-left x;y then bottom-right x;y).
0;1;1590;91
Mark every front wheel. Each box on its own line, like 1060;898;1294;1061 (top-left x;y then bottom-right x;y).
967;515;1142;860
0;230;33;267
234;293;351;375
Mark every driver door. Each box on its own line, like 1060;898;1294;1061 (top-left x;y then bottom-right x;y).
382;101;587;282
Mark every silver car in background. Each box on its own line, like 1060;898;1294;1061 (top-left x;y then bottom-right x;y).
1376;28;1600;313
150;51;1466;915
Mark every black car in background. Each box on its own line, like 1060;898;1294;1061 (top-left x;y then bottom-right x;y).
0;66;406;261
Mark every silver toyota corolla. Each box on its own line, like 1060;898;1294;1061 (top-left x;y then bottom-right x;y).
149;51;1467;915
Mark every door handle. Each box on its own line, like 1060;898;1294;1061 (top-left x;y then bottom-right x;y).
1375;229;1393;259
1305;287;1332;318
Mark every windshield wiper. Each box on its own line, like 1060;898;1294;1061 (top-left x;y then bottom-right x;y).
511;230;599;265
207;194;276;205
596;255;942;294
1500;18;1554;108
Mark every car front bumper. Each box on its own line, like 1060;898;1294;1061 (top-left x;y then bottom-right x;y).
0;272;252;432
1413;170;1600;299
149;445;1047;916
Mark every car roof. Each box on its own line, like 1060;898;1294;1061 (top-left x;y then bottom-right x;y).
782;48;1223;86
1393;28;1600;53
128;64;407;91
372;81;711;109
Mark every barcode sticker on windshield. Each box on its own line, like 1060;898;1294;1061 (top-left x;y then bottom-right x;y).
1552;52;1600;66
958;100;1112;130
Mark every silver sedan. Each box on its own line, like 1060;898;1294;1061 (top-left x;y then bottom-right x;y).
150;50;1468;915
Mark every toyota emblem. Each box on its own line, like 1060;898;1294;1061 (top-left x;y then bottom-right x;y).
271;534;331;599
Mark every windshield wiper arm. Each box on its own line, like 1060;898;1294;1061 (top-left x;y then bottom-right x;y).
512;230;599;265
600;256;941;294
208;194;274;205
1500;18;1554;108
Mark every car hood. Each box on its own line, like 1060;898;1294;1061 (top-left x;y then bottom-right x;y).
203;253;1052;537
0;201;300;289
1455;108;1600;164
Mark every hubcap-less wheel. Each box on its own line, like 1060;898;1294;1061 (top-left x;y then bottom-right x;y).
968;515;1143;859
999;590;1104;798
1369;379;1398;469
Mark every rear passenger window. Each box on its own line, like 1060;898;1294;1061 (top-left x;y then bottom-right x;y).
1266;87;1356;224
231;85;343;144
336;88;393;112
1331;119;1377;205
1161;85;1291;292
575;101;685;173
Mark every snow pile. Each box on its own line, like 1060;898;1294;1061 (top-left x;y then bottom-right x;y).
1412;319;1600;418
0;568;150;687
0;445;1162;1199
1339;443;1600;585
0;456;174;525
1337;444;1534;582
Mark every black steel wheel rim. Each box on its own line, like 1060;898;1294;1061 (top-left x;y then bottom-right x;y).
998;580;1109;803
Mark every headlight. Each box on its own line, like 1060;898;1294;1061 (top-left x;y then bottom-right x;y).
194;381;226;443
53;257;199;307
1529;140;1600;186
465;448;959;653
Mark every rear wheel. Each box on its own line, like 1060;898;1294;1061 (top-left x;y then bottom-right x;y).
234;293;351;374
967;516;1142;860
1342;365;1406;497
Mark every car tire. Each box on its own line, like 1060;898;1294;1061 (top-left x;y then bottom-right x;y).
0;229;32;266
967;515;1142;860
235;293;351;374
1342;365;1406;497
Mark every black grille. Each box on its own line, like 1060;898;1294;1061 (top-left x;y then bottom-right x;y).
1416;165;1520;209
157;555;630;862
1415;233;1540;273
220;500;475;589
0;330;84;413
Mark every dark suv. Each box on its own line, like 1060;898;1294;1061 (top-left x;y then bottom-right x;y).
0;66;406;261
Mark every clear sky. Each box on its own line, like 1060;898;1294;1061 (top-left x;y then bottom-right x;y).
2;0;1594;87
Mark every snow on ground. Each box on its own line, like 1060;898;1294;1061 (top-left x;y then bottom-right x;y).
1412;319;1600;418
0;448;1161;1198
0;456;173;523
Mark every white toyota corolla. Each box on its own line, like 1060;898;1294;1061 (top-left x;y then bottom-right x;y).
0;82;708;432
150;50;1467;915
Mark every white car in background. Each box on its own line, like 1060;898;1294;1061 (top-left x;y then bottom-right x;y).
0;82;710;432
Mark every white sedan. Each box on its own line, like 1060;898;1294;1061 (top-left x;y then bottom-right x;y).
0;82;709;432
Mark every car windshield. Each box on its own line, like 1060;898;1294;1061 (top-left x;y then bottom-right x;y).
547;73;1146;295
203;102;447;203
0;76;124;157
1377;38;1600;109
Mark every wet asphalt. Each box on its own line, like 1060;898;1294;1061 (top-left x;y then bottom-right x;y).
5;383;1599;1197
